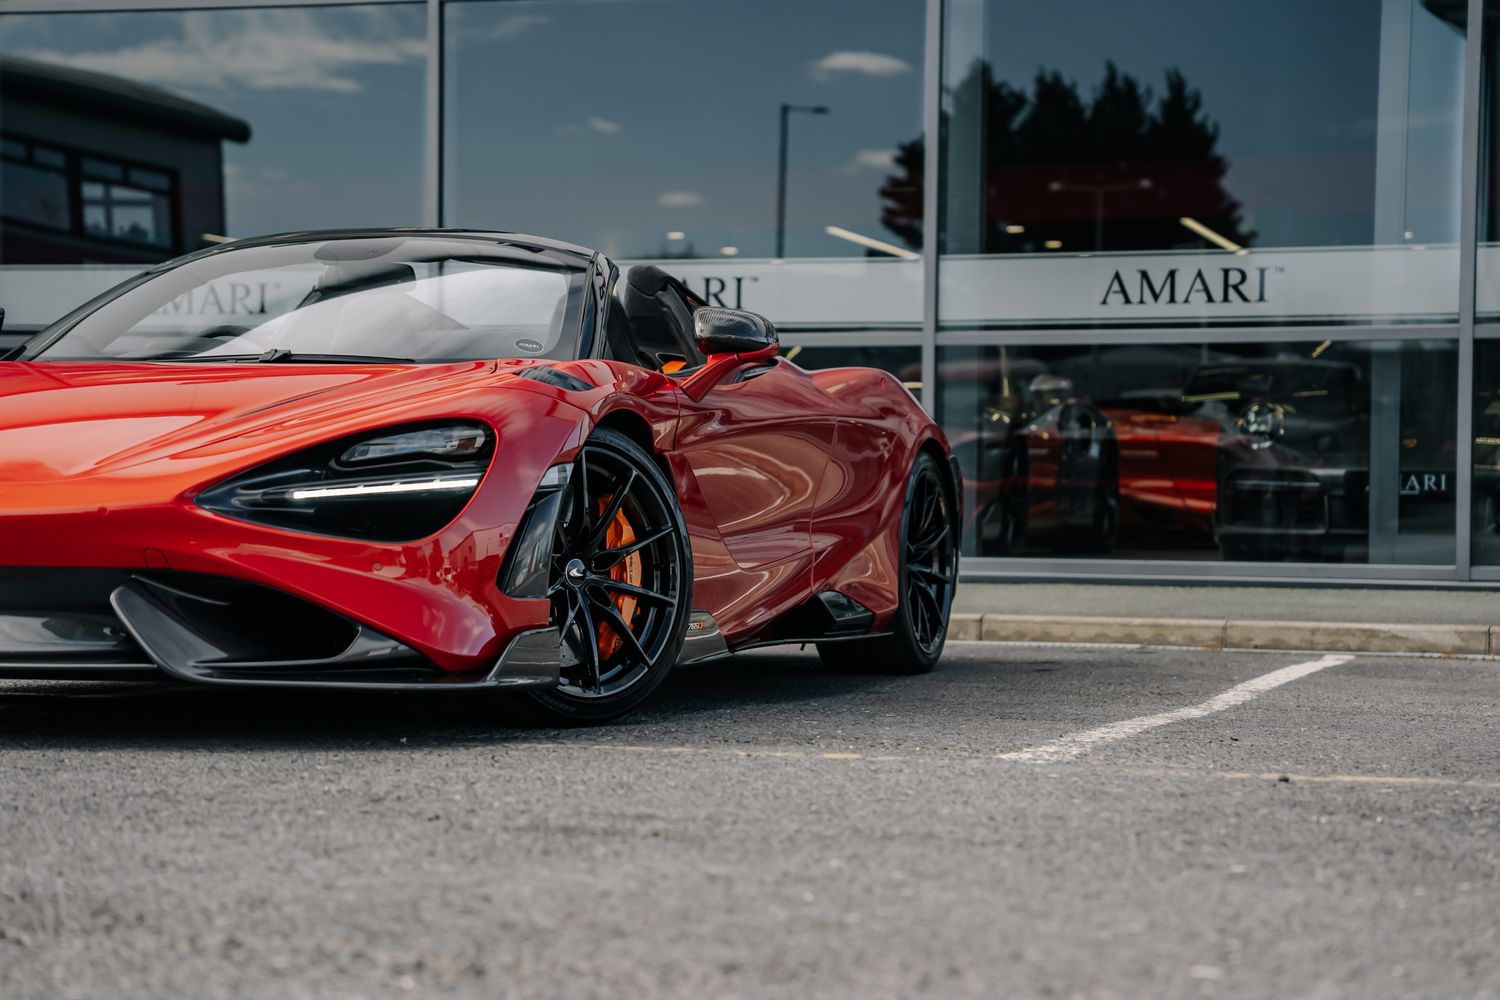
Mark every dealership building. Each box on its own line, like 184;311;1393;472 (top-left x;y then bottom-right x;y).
1;0;1498;586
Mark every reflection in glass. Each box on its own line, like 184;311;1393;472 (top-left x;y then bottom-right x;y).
1473;341;1500;564
1475;0;1500;318
938;0;1466;328
0;149;70;230
444;0;924;261
939;340;1457;564
787;344;921;388
0;5;425;271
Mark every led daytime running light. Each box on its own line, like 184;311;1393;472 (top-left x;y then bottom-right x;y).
289;477;481;501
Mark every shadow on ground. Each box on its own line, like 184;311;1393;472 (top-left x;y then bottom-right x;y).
0;650;954;751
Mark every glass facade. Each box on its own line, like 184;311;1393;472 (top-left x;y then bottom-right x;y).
0;0;1496;583
939;339;1458;564
940;0;1468;329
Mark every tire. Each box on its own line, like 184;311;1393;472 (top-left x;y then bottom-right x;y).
984;495;1023;556
817;450;958;674
1083;482;1119;554
522;426;693;724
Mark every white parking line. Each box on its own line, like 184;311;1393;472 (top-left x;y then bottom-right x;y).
997;653;1354;763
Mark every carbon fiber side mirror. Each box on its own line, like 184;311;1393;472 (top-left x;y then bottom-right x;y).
693;307;777;356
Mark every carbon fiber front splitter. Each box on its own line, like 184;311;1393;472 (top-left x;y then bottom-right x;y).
0;570;560;691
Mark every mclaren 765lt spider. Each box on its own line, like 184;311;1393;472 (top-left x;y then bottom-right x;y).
0;230;960;722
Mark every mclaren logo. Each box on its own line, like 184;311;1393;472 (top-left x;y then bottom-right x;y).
1101;266;1271;306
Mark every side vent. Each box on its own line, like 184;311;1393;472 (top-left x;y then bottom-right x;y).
813;592;875;635
519;367;593;392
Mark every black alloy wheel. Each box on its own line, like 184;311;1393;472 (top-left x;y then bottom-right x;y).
1086;481;1120;554
525;426;692;723
818;451;958;674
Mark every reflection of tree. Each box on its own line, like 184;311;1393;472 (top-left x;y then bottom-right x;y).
880;61;1251;253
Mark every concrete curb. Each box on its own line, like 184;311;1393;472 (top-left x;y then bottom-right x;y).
951;613;1496;656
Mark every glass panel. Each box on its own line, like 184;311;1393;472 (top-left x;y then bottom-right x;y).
939;339;1457;563
786;344;921;386
0;4;425;329
445;0;925;338
0;160;70;229
31;146;65;170
941;0;1467;329
80;157;124;183
1473;340;1500;564
1475;1;1500;318
109;204;155;245
108;184;151;206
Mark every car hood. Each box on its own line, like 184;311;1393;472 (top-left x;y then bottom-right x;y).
0;360;508;482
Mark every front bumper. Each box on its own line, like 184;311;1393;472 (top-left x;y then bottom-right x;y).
0;568;560;689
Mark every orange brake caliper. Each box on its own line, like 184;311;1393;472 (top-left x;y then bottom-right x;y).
596;496;642;660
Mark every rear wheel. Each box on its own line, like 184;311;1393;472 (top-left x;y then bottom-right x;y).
1083;481;1119;553
817;451;958;674
523;427;692;724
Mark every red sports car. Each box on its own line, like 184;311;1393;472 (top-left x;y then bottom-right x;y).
0;230;960;722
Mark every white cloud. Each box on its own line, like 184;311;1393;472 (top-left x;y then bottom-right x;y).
18;9;424;95
846;148;899;173
481;13;550;41
657;190;704;208
554;116;623;136
810;50;913;81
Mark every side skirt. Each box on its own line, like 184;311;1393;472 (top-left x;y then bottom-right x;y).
679;593;888;662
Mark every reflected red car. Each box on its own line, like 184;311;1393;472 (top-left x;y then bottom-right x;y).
0;230;960;722
1101;407;1219;539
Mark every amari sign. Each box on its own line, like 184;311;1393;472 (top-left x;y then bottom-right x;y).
650;246;1471;330
0;244;1492;333
939;246;1463;328
1099;265;1271;307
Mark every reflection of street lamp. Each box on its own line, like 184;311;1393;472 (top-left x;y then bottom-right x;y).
776;103;829;258
1047;177;1153;251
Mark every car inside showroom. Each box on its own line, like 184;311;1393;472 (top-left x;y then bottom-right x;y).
1;0;1498;585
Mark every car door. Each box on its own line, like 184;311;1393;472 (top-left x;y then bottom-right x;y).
1022;403;1066;532
672;357;836;572
1054;403;1105;527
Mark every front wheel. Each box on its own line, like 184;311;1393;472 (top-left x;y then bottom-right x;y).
817;451;958;674
522;427;693;724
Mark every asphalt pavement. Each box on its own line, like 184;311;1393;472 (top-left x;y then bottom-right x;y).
1;643;1497;999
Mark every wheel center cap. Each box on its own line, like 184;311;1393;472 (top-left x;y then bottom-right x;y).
564;558;587;588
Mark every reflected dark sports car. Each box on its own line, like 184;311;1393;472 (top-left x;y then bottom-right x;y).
0;230;960;722
938;360;1118;556
1193;360;1369;560
1193;358;1454;562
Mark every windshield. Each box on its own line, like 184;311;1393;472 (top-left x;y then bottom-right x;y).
29;236;588;364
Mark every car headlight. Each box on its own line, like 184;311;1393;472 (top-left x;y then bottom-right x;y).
1236;401;1285;450
197;421;495;541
